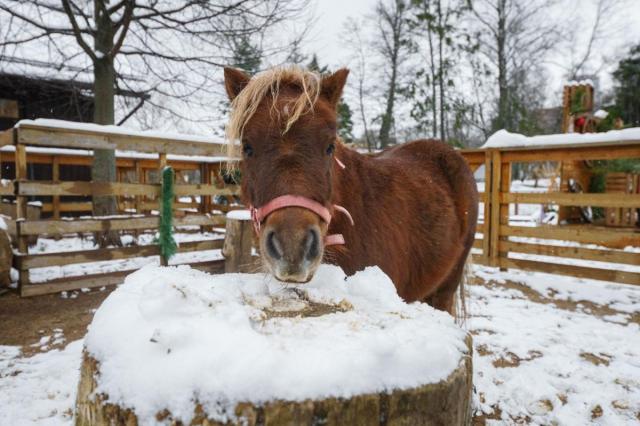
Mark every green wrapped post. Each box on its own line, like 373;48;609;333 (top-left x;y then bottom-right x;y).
159;166;177;266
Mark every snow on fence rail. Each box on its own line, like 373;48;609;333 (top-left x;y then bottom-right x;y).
0;120;244;297
461;129;640;286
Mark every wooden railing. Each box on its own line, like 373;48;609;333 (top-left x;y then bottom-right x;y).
1;122;241;296
460;137;640;286
2;121;639;296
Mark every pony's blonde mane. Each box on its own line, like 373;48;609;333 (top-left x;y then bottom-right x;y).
226;65;322;159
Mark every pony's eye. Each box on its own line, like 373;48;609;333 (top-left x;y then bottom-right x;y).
326;143;335;155
242;144;254;157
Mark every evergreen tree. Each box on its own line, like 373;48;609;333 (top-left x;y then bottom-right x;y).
337;101;355;143
231;35;262;74
307;55;354;142
613;44;640;127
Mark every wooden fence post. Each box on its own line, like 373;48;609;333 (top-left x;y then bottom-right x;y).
159;153;168;266
498;159;511;271
15;134;30;294
482;150;493;265
222;212;253;273
52;155;60;219
488;149;501;267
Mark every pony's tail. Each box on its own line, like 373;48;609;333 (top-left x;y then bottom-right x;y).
454;254;473;326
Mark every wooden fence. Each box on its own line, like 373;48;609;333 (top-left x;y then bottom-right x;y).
1;123;242;297
461;137;640;286
1;122;639;296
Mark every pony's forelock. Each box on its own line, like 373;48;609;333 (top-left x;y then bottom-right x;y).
225;65;322;162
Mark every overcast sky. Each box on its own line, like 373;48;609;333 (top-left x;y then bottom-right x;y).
305;0;640;107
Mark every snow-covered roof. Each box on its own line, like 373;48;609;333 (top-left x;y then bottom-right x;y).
565;79;594;87
482;128;640;149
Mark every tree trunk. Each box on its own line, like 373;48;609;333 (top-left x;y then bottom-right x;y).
496;0;509;131
75;336;473;426
427;21;438;139
93;0;121;247
379;24;399;150
437;0;446;142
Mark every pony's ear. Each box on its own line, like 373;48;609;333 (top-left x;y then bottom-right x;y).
320;68;349;108
224;67;251;101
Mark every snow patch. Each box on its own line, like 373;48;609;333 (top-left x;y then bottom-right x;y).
482;128;640;149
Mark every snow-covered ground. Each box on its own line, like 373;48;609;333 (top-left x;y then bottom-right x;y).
1;265;639;425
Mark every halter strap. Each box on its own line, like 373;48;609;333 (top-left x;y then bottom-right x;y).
249;195;354;246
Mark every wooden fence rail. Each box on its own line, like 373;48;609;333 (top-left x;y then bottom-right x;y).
463;138;640;287
2;121;640;296
1;123;241;296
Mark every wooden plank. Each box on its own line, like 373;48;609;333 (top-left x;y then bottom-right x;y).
482;152;492;261
173;184;239;197
21;216;160;235
501;143;640;163
500;257;640;286
186;259;225;275
16;245;161;269
501;240;640;266
500;225;640;247
498;160;511;267
17;181;160;197
52;156;60;219
473;239;483;249
40;202;93;213
17;125;227;157
502;192;640;208
20;213;226;235
0;128;14;146
489;150;502;266
20;269;136;297
0;180;14;196
15;238;224;270
177;239;224;253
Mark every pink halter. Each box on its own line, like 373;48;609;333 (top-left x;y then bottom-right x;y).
250;195;354;246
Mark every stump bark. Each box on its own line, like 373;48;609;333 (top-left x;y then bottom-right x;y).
75;336;473;426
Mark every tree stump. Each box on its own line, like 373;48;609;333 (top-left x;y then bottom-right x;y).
76;265;473;426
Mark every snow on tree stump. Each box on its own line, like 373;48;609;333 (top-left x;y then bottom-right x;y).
76;265;473;426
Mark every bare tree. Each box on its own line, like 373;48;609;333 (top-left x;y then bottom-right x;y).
0;0;309;245
561;0;629;79
343;18;374;151
374;0;411;148
471;0;560;133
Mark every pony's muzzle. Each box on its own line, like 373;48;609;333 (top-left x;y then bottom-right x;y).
260;209;324;283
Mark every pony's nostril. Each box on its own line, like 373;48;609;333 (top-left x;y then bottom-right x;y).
266;231;283;260
304;229;320;261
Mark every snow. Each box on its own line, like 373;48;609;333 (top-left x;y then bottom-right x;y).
470;265;640;425
1;264;639;424
482;127;640;149
83;264;468;424
226;209;251;220
0;340;82;425
565;79;594;87
594;109;609;119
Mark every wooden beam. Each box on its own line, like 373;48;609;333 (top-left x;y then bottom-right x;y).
19;214;226;236
489;150;501;266
500;258;640;286
500;225;640;247
52;156;60;219
17;124;227;157
501;143;640;163
501;240;640;266
502;192;640;208
17;181;160;197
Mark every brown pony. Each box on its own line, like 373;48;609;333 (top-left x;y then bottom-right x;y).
224;66;478;314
